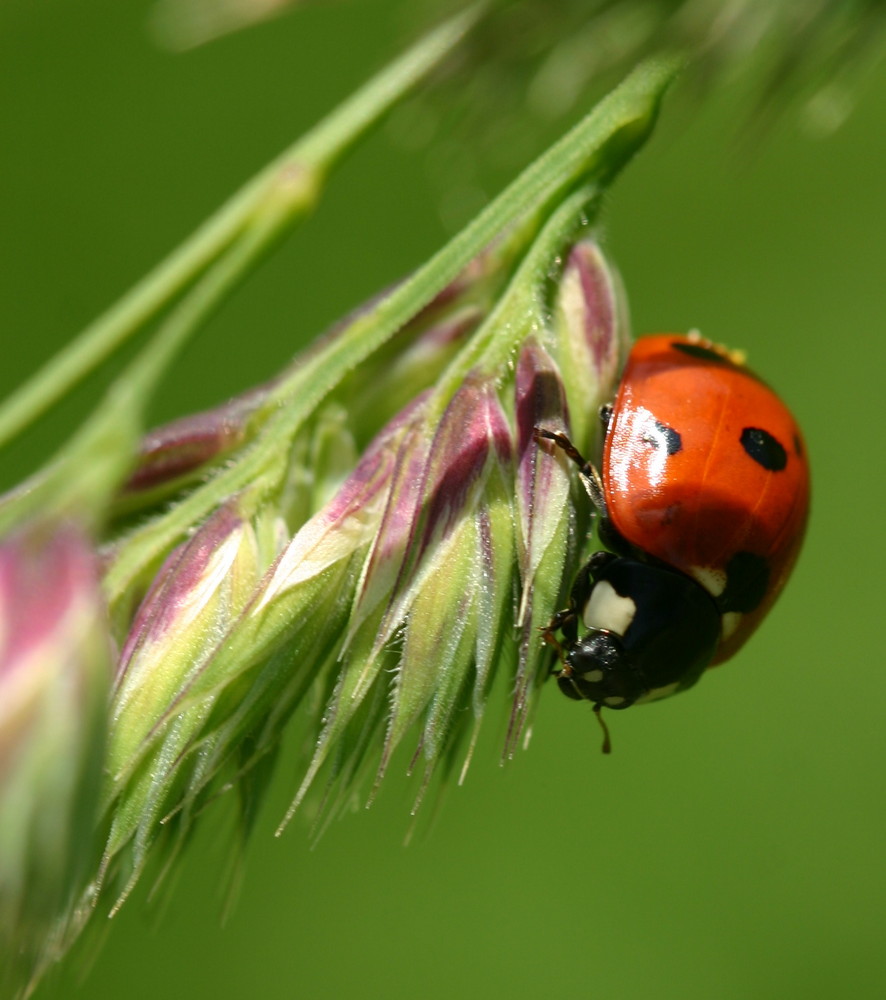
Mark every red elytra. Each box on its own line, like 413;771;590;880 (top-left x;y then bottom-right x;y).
602;334;810;663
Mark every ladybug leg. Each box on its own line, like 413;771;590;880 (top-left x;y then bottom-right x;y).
532;428;607;515
540;607;575;669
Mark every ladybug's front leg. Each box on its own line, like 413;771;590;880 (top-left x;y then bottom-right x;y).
532;428;608;516
540;607;576;669
540;552;612;670
540;602;586;705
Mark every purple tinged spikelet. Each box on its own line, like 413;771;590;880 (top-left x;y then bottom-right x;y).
378;377;514;774
509;338;575;752
268;402;434;825
514;338;573;606
258;396;428;610
416;377;512;547
101;492;285;902
123;389;267;496
0;522;110;989
111;499;265;763
551;239;628;450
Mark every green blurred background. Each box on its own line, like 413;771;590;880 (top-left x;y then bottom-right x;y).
3;1;885;997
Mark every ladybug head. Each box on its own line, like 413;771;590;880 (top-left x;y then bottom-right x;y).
559;631;645;709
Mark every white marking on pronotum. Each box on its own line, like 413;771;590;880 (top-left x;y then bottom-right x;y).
581;669;604;683
604;695;626;707
690;565;727;598
720;611;742;640
582;581;636;636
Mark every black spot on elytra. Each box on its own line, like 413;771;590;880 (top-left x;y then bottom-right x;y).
658;422;683;456
642;420;682;456
741;427;787;472
670;339;772;387
717;551;770;614
793;433;804;459
671;341;737;366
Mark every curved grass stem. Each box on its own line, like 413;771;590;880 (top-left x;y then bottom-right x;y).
0;5;484;451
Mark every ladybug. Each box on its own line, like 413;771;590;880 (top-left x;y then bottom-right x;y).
537;332;810;747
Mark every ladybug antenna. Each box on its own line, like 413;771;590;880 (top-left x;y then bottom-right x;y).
593;703;612;755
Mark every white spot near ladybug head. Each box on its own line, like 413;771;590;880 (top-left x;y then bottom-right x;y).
720;611;743;641
604;695;626;707
690;565;727;598
582;581;637;636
